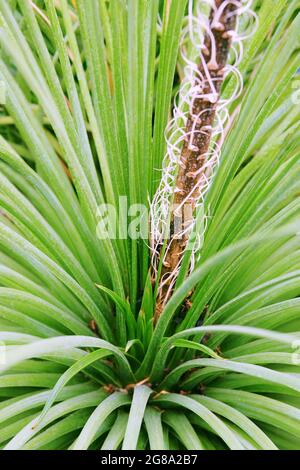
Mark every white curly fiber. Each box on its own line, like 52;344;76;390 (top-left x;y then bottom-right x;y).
151;0;257;293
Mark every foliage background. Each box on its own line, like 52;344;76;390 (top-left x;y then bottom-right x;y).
0;0;299;450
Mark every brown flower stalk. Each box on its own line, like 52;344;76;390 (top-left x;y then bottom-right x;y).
154;0;240;322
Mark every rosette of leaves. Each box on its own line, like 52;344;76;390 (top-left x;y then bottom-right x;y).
0;0;299;451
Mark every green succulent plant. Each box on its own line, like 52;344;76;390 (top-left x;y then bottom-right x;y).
0;0;299;450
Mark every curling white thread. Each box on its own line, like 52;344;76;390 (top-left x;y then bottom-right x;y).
151;0;257;301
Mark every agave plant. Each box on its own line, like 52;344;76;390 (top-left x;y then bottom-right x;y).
0;0;299;451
